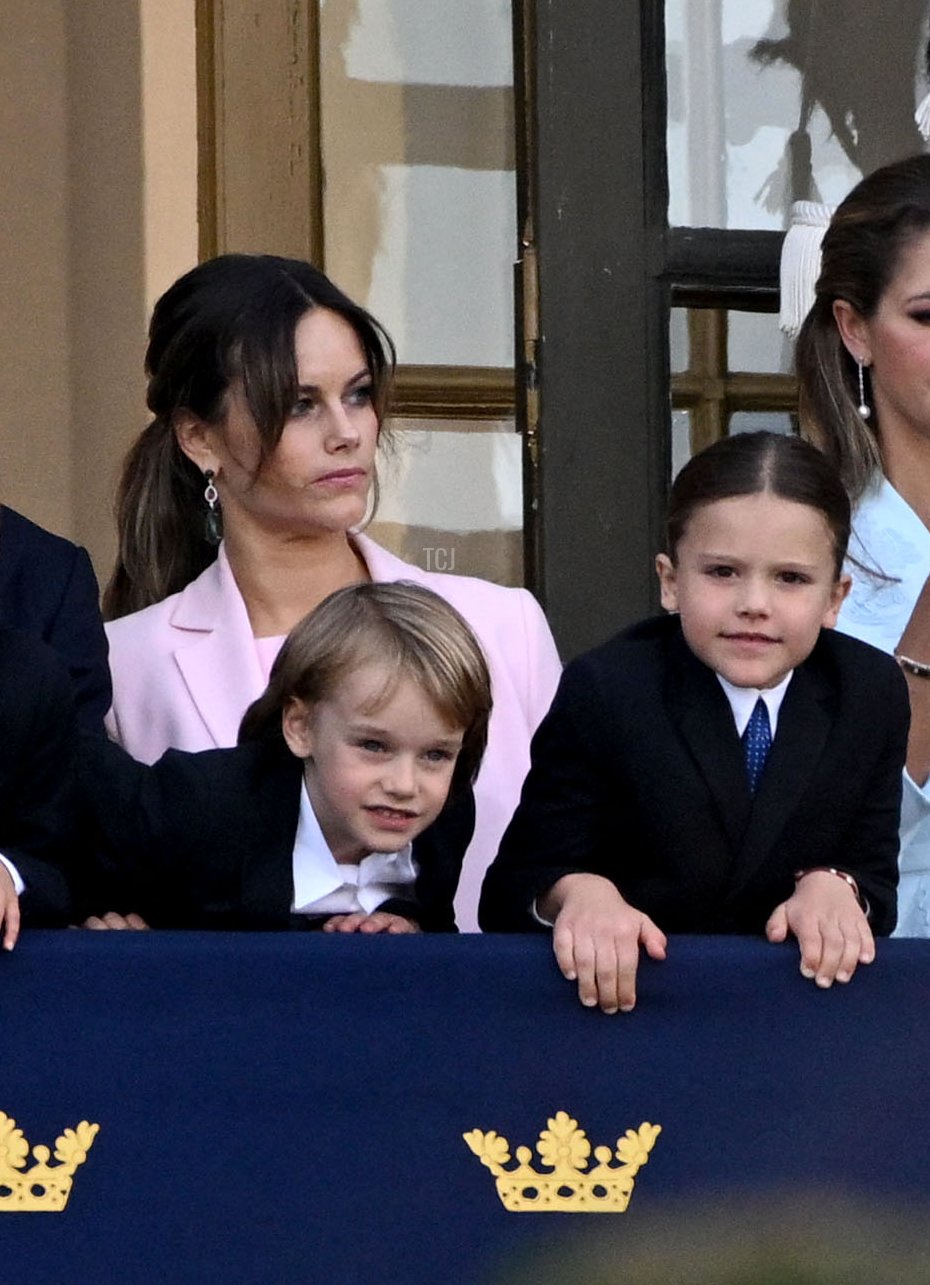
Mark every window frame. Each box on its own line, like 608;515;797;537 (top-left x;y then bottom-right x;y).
520;0;787;658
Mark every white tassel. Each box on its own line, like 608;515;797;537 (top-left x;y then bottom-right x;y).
916;90;930;141
779;201;835;338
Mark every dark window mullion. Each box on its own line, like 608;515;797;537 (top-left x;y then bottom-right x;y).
667;227;784;311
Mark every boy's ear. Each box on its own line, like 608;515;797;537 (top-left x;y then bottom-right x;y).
655;553;679;613
823;573;853;628
832;299;871;366
174;410;221;475
281;698;315;760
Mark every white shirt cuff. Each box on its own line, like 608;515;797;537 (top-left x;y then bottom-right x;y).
0;853;24;896
531;898;554;927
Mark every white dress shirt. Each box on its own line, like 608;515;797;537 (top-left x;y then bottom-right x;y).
716;671;793;739
291;779;418;916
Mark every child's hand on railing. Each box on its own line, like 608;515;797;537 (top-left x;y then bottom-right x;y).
766;868;873;987
322;911;420;934
542;873;667;1014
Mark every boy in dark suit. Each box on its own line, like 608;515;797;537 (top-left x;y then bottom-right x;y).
80;583;491;933
480;434;908;1011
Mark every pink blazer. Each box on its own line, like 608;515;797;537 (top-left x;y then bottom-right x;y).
105;536;562;930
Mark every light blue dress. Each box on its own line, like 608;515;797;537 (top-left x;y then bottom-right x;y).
839;477;930;936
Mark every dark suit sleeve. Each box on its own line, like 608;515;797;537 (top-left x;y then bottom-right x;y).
76;734;172;918
0;636;81;925
77;735;242;924
43;546;111;731
829;656;909;936
0;511;111;733
479;659;612;931
81;734;473;932
78;736;304;927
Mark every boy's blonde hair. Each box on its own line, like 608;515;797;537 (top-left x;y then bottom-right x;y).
239;581;492;790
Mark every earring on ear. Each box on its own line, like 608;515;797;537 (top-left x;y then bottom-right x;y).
203;469;222;546
857;359;872;421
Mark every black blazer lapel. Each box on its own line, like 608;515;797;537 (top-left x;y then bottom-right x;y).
729;660;834;898
665;633;753;854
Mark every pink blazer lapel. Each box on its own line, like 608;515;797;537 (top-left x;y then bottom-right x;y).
170;547;267;748
351;533;427;585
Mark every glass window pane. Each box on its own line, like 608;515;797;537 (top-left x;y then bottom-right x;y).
666;0;928;230
671;306;794;374
669;307;797;470
729;411;793;436
728;310;793;374
671;409;692;478
320;0;515;367
371;417;524;586
669;307;689;374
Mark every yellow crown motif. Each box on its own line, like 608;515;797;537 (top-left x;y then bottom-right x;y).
0;1112;99;1212
464;1111;660;1213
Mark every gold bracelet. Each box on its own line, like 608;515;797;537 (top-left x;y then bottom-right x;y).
794;866;862;907
895;653;930;678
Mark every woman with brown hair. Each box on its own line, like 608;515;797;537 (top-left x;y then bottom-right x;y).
795;152;930;935
102;254;560;929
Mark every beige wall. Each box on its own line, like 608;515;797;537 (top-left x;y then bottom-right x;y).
1;0;197;581
3;0;516;590
140;0;199;312
1;3;72;533
65;0;147;578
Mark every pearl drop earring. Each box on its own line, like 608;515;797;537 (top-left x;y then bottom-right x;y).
857;359;871;420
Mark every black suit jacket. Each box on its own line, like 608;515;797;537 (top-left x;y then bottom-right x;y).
0;628;81;924
0;506;110;729
479;616;909;936
80;734;475;931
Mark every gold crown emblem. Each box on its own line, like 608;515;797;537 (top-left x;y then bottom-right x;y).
464;1111;660;1213
0;1112;99;1212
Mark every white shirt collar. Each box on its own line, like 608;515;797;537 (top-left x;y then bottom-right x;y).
716;670;793;738
291;778;417;915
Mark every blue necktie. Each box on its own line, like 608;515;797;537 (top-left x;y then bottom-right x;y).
742;697;771;794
